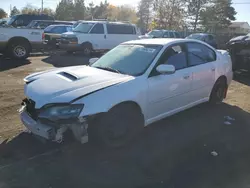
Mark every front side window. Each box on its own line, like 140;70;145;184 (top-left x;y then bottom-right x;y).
187;42;216;66
73;23;94;33
160;44;187;70
7;15;18;25
163;32;170;38
91;44;162;76
90;23;104;34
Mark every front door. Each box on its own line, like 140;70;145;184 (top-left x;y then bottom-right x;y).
89;23;107;50
147;44;192;123
185;42;216;101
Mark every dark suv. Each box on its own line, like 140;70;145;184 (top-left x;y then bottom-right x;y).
6;14;54;27
27;20;75;29
186;33;218;48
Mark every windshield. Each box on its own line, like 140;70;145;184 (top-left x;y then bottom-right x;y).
7;15;18;25
147;30;164;38
91;44;162;76
186;34;204;40
72;23;94;33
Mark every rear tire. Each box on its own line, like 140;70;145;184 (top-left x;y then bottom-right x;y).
8;41;30;60
209;79;227;104
89;104;144;148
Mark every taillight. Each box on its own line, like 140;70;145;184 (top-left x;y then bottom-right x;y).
42;33;45;40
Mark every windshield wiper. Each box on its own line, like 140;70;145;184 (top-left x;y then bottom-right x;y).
94;66;121;74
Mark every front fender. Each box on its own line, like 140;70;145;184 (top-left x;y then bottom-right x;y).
74;77;148;118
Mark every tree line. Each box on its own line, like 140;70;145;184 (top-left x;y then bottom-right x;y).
0;0;237;33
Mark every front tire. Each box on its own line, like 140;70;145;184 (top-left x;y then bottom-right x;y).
89;104;144;148
82;44;92;57
209;79;227;104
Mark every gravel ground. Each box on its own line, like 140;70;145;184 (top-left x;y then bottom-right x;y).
1;53;250;188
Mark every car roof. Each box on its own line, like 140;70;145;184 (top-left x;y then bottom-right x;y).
78;20;135;26
151;29;178;32
31;20;74;23
123;38;206;46
47;24;72;27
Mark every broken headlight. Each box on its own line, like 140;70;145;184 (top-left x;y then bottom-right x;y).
38;104;84;122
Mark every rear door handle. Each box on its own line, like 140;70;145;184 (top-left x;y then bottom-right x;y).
183;75;190;79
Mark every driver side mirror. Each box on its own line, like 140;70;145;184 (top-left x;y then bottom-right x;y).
89;57;99;65
156;64;175;75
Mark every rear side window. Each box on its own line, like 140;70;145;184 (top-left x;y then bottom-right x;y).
208;35;214;40
169;32;175;38
90;23;104;34
107;24;135;34
51;26;67;34
187;42;216;66
175;32;181;38
163;32;169;38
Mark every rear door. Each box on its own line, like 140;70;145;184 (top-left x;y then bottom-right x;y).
186;42;217;101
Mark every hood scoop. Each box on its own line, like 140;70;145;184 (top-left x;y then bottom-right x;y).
57;72;78;81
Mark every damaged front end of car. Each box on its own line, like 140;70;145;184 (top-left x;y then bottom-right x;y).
227;35;250;71
20;98;90;144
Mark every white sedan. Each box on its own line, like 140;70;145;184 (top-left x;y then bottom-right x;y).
20;39;233;147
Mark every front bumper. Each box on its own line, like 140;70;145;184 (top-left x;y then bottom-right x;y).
59;43;82;51
20;111;89;144
21;111;55;140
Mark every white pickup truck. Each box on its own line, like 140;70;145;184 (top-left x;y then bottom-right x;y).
0;26;44;59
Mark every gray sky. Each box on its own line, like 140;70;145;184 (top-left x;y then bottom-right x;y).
1;0;250;23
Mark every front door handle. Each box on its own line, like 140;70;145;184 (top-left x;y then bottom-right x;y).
211;68;215;72
104;35;106;39
183;75;190;79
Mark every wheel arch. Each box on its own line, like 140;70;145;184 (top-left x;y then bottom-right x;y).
7;36;31;50
81;41;93;49
88;100;145;125
216;75;228;87
210;75;228;100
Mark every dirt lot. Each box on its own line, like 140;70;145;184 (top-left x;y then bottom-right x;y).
1;53;250;188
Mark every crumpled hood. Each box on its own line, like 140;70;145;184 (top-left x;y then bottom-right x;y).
24;66;134;108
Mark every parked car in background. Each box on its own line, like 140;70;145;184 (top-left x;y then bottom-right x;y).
43;25;73;47
59;21;140;55
186;33;218;48
20;38;232;147
227;33;250;71
6;14;54;27
0;18;8;26
0;27;43;59
27;20;75;29
139;30;181;39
